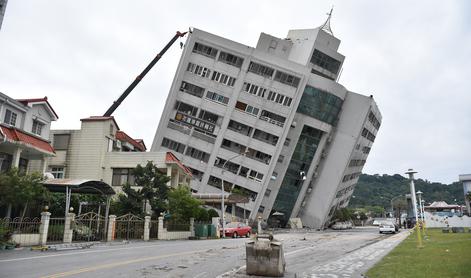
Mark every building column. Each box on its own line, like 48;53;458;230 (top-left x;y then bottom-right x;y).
189;217;195;237
11;148;22;168
63;213;75;243
40;157;48;175
143;216;151;241
39;212;51;246
166;166;172;187
106;215;116;242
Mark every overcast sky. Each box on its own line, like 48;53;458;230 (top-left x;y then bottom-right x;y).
0;1;469;184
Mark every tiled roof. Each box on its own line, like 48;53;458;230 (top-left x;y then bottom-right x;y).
165;152;193;176
16;96;59;120
115;131;146;151
0;124;55;154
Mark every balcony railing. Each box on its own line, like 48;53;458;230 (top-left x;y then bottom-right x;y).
191;129;216;144
167;120;191;135
259;116;284;127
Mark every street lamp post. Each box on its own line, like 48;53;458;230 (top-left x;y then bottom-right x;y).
221;151;248;238
405;168;423;248
416;191;424;222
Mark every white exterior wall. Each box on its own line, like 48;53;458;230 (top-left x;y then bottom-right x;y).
151;27;381;228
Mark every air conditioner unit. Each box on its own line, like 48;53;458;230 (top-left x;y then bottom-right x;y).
113;140;122;149
291;121;297;128
313;171;319;178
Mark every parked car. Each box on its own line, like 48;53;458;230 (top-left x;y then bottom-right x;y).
220;222;251;238
379;222;396;234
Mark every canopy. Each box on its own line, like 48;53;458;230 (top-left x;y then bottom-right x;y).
42;179;115;218
43;179;115;195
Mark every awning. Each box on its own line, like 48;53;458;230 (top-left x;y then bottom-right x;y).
43;179;115;195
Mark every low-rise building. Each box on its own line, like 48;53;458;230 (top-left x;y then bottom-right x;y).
48;116;192;192
0;93;58;174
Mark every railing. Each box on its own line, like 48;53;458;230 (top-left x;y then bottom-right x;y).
191;129;216;144
163;220;190;232
259;116;284;127
168;120;191;135
0;217;41;234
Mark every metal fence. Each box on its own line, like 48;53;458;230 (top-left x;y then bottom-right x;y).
0;217;41;234
47;217;65;243
164;220;190;232
73;212;107;242
114;213;144;240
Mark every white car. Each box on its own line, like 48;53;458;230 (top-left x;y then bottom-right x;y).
379;222;396;234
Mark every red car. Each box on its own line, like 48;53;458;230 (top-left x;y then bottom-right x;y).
221;222;252;238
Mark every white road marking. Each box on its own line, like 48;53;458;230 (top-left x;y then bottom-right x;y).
0;241;236;263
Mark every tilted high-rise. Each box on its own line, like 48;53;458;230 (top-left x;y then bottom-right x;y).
151;19;381;229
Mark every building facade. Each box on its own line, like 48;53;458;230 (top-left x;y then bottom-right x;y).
0;93;58;174
151;24;381;228
0;0;7;30
48;116;192;192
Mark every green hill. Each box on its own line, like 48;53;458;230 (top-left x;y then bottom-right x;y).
349;174;465;209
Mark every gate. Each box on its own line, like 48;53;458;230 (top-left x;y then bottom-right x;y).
73;212;107;242
47;217;65;243
114;213;144;240
149;220;159;239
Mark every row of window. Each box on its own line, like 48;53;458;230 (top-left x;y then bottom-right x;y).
3;109;45;136
335;184;355;198
342;172;361;182
174;101;220;133
205;91;229;105
242;82;293;107
227;120;279;146
192;42;244;69
214;157;264;183
274;70;301;88
211;70;236;87
248;61;300;88
161;137;211;163
297;85;343;126
221;138;272;165
349;159;366;167
234;101;286;127
310;49;341;74
368;111;381;130
187;62;211;78
207;175;258;200
361;127;376;142
180;81;205;98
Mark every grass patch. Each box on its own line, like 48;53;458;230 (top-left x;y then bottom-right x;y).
366;228;471;278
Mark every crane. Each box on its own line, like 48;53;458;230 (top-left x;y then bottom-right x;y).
103;30;188;117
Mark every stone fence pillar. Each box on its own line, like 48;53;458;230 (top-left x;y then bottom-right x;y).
63;213;75;243
107;215;116;242
189;218;195;237
212;217;220;238
144;216;151;241
157;216;164;240
39;212;51;246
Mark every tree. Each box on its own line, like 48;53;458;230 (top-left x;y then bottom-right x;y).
0;168;50;218
167;185;202;222
132;161;170;216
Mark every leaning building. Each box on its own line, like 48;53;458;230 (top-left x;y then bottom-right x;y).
151;19;381;229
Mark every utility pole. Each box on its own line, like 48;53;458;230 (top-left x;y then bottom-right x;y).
405;169;423;248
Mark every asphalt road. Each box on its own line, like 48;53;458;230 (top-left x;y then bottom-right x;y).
0;227;409;278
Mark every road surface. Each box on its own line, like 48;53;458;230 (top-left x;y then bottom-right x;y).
0;227;409;278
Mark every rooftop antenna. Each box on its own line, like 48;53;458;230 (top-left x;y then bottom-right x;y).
319;6;334;36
